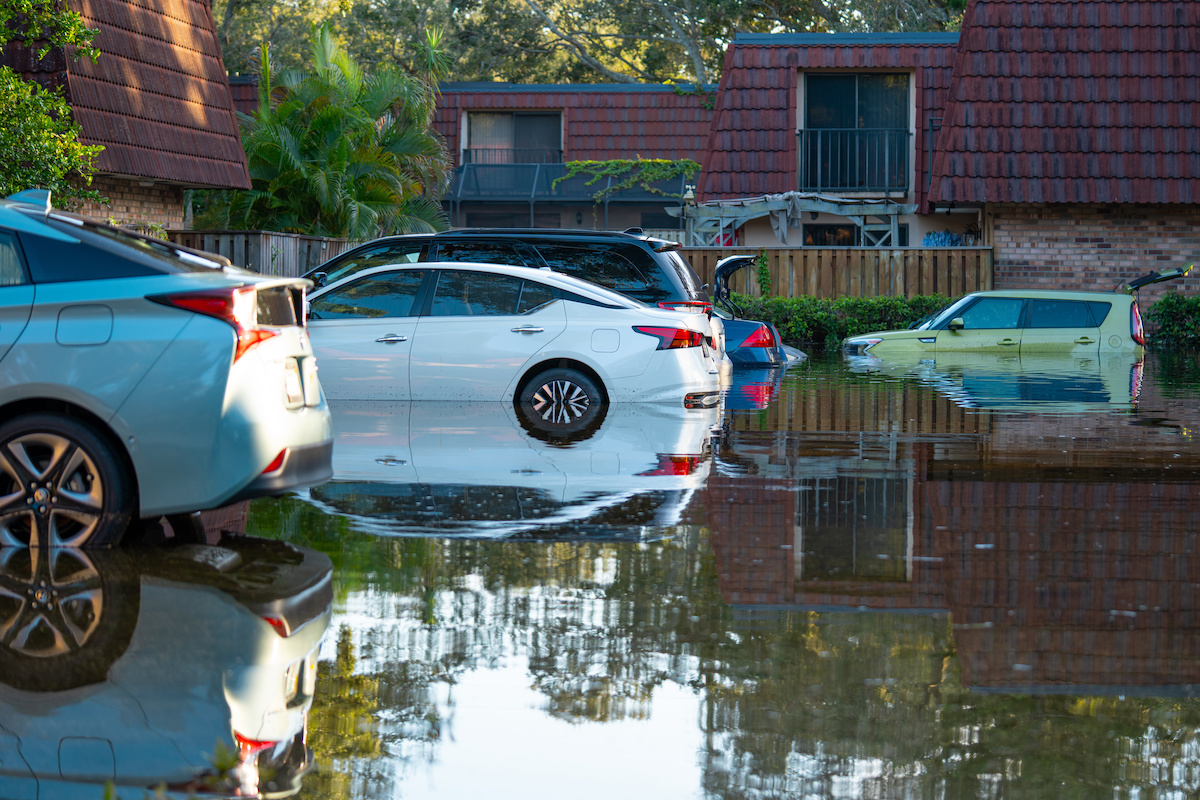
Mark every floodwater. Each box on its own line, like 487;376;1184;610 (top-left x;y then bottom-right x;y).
5;350;1200;799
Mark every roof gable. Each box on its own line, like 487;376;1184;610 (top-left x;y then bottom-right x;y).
434;83;715;164
3;0;250;189
699;33;959;206
928;0;1200;206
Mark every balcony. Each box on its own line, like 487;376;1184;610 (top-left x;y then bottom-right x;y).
799;128;910;194
462;148;563;165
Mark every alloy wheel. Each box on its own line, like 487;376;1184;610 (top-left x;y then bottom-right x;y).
0;430;108;547
529;379;592;423
0;547;103;660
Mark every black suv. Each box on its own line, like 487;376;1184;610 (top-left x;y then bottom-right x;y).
304;229;787;366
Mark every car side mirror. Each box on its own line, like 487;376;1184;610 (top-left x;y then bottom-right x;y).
947;317;965;331
312;271;328;287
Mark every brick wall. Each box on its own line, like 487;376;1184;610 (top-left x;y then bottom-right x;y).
990;203;1200;305
74;176;186;232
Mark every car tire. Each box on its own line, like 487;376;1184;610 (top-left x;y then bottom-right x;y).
517;368;606;436
0;414;133;548
0;546;139;691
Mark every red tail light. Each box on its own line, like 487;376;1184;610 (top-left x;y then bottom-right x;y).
235;732;280;756
261;615;290;637
657;300;712;315
637;454;703;476
1130;302;1146;345
262;449;287;475
150;286;279;361
634;326;704;349
740;325;778;348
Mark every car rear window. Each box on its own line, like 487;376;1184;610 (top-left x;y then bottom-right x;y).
0;232;27;285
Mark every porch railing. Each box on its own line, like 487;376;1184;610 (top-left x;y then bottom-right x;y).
462;148;563;164
799;128;910;194
685;246;993;300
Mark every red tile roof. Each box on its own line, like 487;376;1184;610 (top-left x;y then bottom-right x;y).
699;33;960;205
2;0;250;189
434;83;715;165
928;0;1200;207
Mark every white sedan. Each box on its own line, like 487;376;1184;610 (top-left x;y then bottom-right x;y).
306;261;721;425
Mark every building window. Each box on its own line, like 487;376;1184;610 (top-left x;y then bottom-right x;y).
800;73;909;193
465;112;562;164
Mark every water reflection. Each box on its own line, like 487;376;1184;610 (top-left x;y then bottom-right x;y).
846;351;1144;411
0;534;332;799
305;400;719;539
246;353;1200;799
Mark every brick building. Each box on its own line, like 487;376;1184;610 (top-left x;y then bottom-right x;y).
1;0;250;228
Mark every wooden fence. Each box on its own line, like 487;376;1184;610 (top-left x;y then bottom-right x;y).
166;230;361;277
684;247;993;299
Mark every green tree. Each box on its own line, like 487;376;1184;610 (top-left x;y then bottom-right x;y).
200;23;451;238
0;0;104;204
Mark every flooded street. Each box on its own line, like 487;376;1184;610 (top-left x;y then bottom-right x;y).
247;351;1200;799
5;352;1200;799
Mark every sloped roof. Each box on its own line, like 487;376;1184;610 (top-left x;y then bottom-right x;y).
928;0;1200;206
434;83;715;164
699;33;959;205
2;0;250;189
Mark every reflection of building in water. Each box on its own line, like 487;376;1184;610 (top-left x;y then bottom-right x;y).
706;379;1200;693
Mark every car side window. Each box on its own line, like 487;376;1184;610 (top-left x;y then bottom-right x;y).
516;281;555;313
956;297;1024;329
0;232;27;286
309;270;425;319
435;242;529;266
430;270;524;316
1086;301;1113;324
1027;299;1094;328
535;244;648;293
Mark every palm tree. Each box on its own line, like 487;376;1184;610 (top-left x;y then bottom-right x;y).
207;24;451;239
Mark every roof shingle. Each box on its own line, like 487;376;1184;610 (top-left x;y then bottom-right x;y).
928;0;1200;206
1;0;250;189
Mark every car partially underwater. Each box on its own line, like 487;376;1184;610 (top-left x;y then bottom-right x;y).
300;399;719;540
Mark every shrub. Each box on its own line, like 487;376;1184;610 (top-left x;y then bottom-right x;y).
733;293;950;350
1146;291;1200;350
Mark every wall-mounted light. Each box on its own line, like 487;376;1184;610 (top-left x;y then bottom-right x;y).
683;184;696;202
808;211;818;221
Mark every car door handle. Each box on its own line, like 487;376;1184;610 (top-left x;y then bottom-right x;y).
998;338;1018;346
1075;336;1096;344
375;334;408;343
511;326;544;334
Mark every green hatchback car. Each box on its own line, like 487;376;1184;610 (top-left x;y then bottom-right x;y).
842;267;1191;359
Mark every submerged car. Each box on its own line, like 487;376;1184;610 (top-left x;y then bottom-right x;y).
0;533;332;798
711;253;806;367
0;190;333;548
305;261;722;424
302;228;789;371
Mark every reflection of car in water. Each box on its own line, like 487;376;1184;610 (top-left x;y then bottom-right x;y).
847;352;1144;412
723;366;785;411
0;534;332;799
302;400;719;539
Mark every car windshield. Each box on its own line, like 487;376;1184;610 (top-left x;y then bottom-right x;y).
913;295;974;330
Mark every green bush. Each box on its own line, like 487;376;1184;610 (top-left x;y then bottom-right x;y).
1146;291;1200;350
733;293;950;350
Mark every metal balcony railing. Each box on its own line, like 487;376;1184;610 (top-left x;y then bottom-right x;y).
799;128;910;193
462;148;563;165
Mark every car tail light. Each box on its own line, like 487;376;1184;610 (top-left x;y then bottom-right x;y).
262;449;287;475
235;732;280;757
261;614;290;637
740;325;778;348
150;286;280;361
634;326;704;349
637;454;703;476
1130;302;1146;345
657;300;712;315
